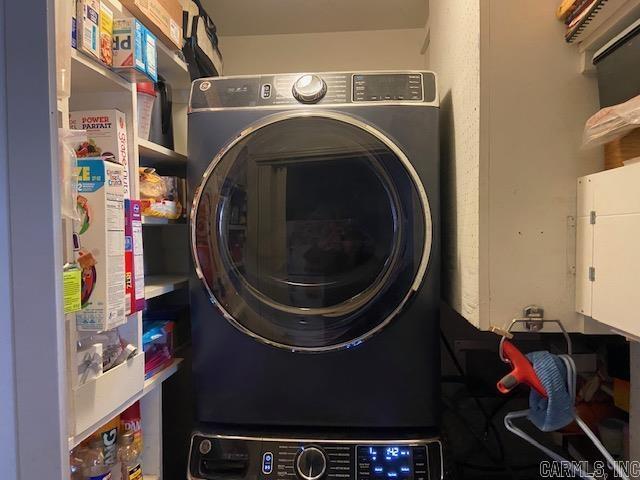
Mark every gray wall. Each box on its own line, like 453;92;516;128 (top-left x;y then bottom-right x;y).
0;0;18;476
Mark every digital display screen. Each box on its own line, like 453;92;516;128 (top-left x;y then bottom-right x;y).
358;446;414;479
353;74;423;102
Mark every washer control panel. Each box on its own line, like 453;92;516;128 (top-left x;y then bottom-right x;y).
189;72;438;111
188;434;442;480
352;74;423;102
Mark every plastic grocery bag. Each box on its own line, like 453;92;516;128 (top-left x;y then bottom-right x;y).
583;95;640;148
59;129;86;220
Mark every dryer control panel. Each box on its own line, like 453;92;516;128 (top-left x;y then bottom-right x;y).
189;71;438;111
188;434;443;480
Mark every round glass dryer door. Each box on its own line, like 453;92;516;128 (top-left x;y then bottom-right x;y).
192;112;431;352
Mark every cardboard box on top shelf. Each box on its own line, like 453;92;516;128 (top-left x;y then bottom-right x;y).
99;1;114;66
112;18;158;82
120;0;182;50
77;0;100;59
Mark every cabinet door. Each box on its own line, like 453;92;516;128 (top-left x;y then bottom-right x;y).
587;164;640;337
592;215;640;334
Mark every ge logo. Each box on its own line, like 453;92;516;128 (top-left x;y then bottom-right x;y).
199;81;211;92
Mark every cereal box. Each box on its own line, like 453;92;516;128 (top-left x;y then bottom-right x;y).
77;0;100;59
113;18;150;81
69;109;130;199
76;159;126;331
99;1;114;66
144;27;158;82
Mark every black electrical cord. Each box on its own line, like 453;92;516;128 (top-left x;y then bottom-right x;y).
439;329;516;477
441;396;504;464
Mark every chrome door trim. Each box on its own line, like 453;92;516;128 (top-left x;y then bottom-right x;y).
190;110;433;353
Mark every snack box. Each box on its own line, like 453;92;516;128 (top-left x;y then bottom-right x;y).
113;18;158;82
71;0;78;49
69;109;131;199
77;0;100;59
99;1;113;66
121;0;182;49
144;28;158;82
124;199;145;315
76;159;126;332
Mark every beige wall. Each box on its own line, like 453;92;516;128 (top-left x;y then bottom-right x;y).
219;28;427;75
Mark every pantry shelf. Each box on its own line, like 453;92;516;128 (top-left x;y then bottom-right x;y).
139;138;188;165
577;0;640;54
144;358;183;390
142;216;186;225
145;274;189;299
157;41;191;90
71;50;132;94
68;358;183;450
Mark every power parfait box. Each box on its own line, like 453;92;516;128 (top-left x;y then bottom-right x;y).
69;109;131;199
76;159;126;331
125;199;145;315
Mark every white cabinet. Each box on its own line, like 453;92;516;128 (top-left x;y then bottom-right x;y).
427;0;607;332
577;164;640;339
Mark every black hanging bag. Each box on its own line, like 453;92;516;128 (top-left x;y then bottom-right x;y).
182;0;223;80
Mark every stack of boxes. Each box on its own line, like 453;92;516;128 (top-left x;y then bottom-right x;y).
74;0;160;82
71;110;146;333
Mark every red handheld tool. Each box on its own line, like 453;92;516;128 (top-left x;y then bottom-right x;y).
497;340;547;398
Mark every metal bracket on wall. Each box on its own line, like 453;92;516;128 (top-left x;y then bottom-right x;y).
517;305;545;332
502;305;573;356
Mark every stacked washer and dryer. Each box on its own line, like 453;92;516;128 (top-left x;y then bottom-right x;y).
187;71;442;480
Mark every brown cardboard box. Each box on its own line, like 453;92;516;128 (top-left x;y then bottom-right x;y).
121;0;182;49
604;128;640;170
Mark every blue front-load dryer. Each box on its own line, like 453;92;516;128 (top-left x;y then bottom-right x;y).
187;72;442;480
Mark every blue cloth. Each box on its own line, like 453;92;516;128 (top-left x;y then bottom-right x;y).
525;351;575;432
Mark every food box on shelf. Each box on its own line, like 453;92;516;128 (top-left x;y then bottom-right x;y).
77;0;100;59
113;18;158;82
76;159;126;332
69;109;131;199
121;0;182;49
99;1;113;66
124;199;145;315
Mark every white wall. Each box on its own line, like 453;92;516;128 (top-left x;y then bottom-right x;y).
0;0;18;476
426;0;483;326
219;28;427;75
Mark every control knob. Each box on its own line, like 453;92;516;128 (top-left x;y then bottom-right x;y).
292;75;327;104
295;446;327;480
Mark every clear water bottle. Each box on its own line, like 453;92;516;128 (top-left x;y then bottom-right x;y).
118;431;143;479
79;438;113;480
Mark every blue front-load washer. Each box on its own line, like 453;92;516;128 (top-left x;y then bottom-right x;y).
187;72;442;480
